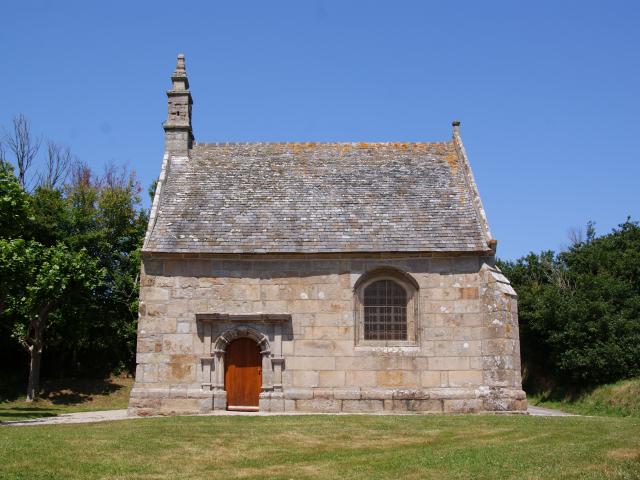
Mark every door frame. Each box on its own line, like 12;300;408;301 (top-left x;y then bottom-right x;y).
196;316;291;411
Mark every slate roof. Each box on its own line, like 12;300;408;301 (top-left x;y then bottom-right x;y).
144;141;491;254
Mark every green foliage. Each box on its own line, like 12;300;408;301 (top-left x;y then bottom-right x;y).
500;219;640;391
0;239;103;338
0;150;148;388
0;162;31;239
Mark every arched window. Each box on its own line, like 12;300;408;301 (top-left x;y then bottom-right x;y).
363;280;407;340
354;268;419;346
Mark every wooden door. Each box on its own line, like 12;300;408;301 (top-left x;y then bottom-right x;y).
224;338;262;410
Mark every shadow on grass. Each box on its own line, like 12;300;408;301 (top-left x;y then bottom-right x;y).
1;378;124;405
0;408;59;419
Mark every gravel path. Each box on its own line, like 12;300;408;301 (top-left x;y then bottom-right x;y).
1;405;573;426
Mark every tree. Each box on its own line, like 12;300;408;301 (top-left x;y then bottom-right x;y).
500;219;640;391
38;140;71;189
3;115;40;189
0;240;103;400
0;123;147;394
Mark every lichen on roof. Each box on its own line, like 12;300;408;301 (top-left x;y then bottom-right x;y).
144;141;489;254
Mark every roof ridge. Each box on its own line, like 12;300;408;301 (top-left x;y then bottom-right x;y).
193;141;452;147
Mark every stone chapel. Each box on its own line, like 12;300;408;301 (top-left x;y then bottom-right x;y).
128;54;527;415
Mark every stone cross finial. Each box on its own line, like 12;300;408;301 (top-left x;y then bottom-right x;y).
174;53;186;76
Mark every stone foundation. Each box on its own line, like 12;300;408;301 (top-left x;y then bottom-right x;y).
128;386;526;415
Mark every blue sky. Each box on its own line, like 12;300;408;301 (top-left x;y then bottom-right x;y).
1;1;638;259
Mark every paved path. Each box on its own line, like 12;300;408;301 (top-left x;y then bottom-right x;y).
1;405;573;426
527;405;574;416
1;409;130;427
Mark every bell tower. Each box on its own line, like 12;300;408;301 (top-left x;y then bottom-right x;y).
163;53;194;154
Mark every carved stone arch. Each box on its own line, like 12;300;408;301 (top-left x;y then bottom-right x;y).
354;267;420;346
213;326;271;355
353;266;420;293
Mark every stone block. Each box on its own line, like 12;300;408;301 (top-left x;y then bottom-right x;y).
483;369;516;387
433;313;483;328
289;300;323;314
293;370;319;387
304;326;353;340
142;363;158;383
429;357;470;370
360;388;394;400
482;355;515;370
176;322;192;333
342;399;384;413
159;359;196;383
448;370;483;387
345;370;377;387
162;334;194;354
140;317;176;334
281;340;294;356
296;399;341;413
166;300;189;316
426;288;459;301
482;339;516;356
434;340;481;356
460;287;479;299
213;391;227;410
451;301;480;314
294;340;335;356
423;327;453;340
145;303;167;317
376;370;420;388
287;356;335;371
421;371;442;387
391;399;443;412
333;388;361;400
312;388;334;399
267;395;285;412
137;336;162;354
319;370;346;387
199;397;214;412
443;399;483;413
284;388;313;400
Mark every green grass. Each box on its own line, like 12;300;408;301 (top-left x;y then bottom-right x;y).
530;377;640;418
1;415;639;479
0;377;132;422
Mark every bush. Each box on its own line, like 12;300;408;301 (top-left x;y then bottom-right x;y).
500;219;640;391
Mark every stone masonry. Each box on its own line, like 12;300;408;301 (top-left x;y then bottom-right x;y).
128;55;527;415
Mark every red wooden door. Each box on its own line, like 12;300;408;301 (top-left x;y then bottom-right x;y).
224;338;262;410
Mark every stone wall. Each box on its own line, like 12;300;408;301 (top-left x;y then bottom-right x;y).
128;254;526;415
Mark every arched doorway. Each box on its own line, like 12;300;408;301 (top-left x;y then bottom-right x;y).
224;337;262;411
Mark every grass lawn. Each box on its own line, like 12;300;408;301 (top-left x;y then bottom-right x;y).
1;414;639;479
530;377;640;418
0;377;132;422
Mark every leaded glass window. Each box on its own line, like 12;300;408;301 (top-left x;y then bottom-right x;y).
363;280;407;341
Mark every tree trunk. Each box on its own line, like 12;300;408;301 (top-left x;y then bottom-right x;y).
25;313;46;402
26;344;42;402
